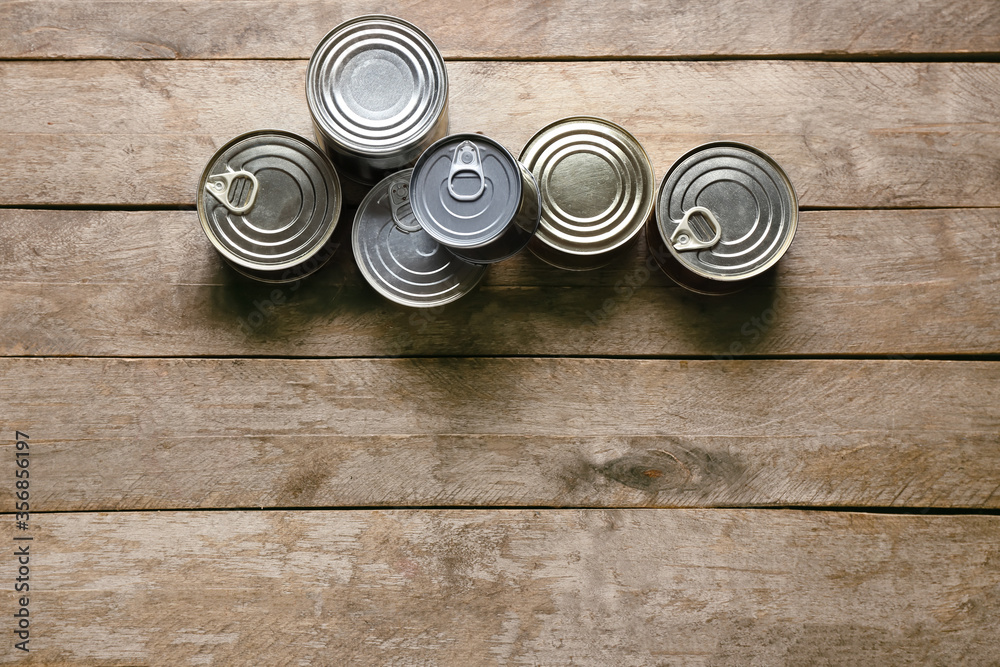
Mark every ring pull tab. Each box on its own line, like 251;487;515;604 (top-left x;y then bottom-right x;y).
447;140;486;202
206;168;259;215
389;179;421;232
670;206;722;251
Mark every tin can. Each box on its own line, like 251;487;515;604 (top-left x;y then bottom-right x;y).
197;130;342;283
409;133;540;264
353;169;487;307
649;142;798;295
306;15;449;185
519;117;655;270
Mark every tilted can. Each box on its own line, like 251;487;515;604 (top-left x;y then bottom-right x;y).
409;133;541;264
306;15;449;185
353;169;487;307
197;130;342;283
519;117;655;270
648;142;798;294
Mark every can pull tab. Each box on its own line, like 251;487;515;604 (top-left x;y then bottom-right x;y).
448;140;486;202
670;206;722;251
206;168;258;215
389;180;421;232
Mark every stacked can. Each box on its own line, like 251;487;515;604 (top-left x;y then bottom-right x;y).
353;133;542;306
409;134;541;264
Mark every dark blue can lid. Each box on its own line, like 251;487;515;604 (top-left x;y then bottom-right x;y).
409;133;522;250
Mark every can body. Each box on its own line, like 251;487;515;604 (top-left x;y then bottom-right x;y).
409;133;540;264
306;15;449;185
650;142;797;294
353;169;487;307
197;130;342;283
520;117;655;271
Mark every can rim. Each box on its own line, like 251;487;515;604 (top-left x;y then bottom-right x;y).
222;249;335;284
654;141;798;282
410;133;525;249
306;14;449;158
197;129;342;273
352;170;487;307
519;115;655;259
645;221;748;295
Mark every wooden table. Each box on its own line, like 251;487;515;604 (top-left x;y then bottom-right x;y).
2;2;999;664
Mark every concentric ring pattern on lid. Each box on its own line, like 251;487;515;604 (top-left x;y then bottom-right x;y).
198;130;341;272
520;117;654;267
656;142;798;281
353;170;487;307
410;134;523;249
307;15;448;156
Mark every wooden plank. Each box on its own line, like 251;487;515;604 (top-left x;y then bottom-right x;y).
1;358;997;510
1;509;997;664
2;0;999;60
2;61;999;207
1;208;997;357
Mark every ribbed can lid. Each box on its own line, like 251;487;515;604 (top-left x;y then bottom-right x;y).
197;130;341;272
655;142;798;281
409;133;523;249
520;117;654;262
306;15;448;157
353;170;487;307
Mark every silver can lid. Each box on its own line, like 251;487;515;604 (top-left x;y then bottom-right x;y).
410;133;523;249
520;117;654;267
198;130;341;272
353;169;487;307
656;142;798;281
306;15;448;158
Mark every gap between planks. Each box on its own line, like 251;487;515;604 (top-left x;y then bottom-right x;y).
4;54;1000;63
0;355;999;361
6;505;1000;516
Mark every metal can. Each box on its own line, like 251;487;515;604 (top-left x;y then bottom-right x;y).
409;133;540;264
197;130;342;283
649;142;798;294
353;169;487;307
519;117;655;270
306;15;449;185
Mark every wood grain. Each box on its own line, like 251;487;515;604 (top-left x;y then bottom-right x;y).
1;358;997;510
2;208;997;357
1;0;996;660
2;0;999;60
2;60;999;207
1;510;998;664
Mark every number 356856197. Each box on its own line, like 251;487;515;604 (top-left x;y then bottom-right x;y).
15;431;29;521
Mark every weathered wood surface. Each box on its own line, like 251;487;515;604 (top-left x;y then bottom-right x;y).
2;60;999;207
2;358;997;510
2;208;997;357
1;0;997;663
3;0;1000;60
1;510;998;665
